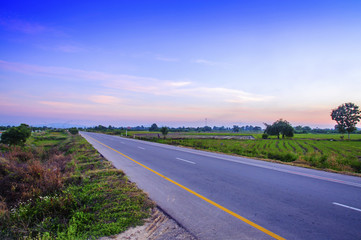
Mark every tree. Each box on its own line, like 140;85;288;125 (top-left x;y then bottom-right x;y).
232;125;240;132
331;102;361;139
160;127;169;139
0;124;31;146
149;123;159;132
264;119;294;139
203;126;212;132
68;127;79;135
253;126;262;132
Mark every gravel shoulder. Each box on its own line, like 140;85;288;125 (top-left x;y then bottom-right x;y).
99;207;197;240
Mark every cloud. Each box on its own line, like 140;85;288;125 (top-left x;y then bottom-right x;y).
39;101;92;109
166;81;192;87
195;87;272;103
0;59;161;91
0;60;272;104
192;59;229;67
90;95;122;104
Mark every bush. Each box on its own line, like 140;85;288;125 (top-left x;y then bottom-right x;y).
262;133;269;139
0;145;71;208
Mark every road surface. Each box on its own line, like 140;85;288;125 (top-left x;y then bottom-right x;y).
81;132;361;240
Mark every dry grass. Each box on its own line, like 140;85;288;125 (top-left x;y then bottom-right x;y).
0;146;71;208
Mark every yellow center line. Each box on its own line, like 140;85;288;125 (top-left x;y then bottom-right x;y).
86;135;286;240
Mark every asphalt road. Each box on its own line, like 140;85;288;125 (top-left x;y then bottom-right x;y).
81;132;361;240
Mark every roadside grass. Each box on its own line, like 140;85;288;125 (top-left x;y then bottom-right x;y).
0;132;154;239
149;137;361;174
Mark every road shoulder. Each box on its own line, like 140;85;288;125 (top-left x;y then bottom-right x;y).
99;207;197;240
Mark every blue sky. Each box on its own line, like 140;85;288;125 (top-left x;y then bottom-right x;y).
1;0;361;127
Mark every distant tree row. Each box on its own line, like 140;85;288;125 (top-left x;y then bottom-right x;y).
232;125;262;132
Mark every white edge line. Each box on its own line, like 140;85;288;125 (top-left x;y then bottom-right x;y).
333;202;361;212
176;157;196;165
138;146;145;150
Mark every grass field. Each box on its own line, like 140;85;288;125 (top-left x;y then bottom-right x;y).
30;131;69;149
144;133;361;174
184;132;361;140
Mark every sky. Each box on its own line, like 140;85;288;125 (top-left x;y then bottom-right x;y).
1;0;361;128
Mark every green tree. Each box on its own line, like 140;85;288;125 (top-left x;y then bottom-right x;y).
232;125;240;132
203;126;212;132
331;102;361;139
0;124;31;146
68;127;79;135
264;119;294;139
160;127;169;139
149;123;159;132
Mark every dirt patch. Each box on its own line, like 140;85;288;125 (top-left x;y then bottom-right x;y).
99;208;197;240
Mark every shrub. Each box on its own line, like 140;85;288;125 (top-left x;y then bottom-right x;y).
262;133;269;139
6;146;35;162
0;160;64;207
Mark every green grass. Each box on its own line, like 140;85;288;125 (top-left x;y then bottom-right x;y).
1;133;154;239
30;131;69;149
292;133;361;140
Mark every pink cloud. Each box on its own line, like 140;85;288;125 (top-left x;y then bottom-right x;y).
90;95;122;104
0;60;272;104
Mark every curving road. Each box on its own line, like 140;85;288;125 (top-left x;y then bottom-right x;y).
81;132;361;240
